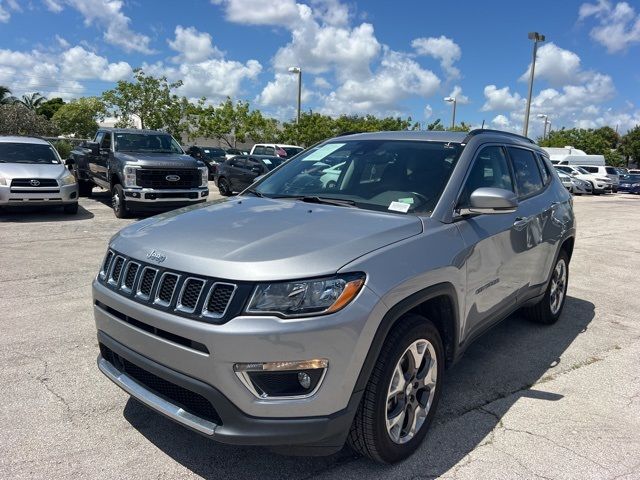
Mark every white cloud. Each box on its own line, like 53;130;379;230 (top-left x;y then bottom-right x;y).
212;0;301;25
411;35;461;79
579;1;640;53
313;76;331;89
448;85;469;105
0;0;20;22
491;114;511;129
257;72;310;108
168;26;222;63
482;85;524;111
0;4;9;22
423;104;433;120
0;45;132;99
520;43;582;86
44;0;153;53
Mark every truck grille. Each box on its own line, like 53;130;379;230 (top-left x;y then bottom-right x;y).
98;250;243;323
136;169;200;189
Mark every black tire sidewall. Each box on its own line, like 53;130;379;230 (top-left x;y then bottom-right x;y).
218;178;231;196
112;184;127;218
371;316;444;463
544;250;570;321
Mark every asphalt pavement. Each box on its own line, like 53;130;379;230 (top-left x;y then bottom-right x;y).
1;187;639;479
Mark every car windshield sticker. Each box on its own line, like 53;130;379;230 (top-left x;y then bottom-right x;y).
263;159;272;164
388;201;410;213
303;143;345;161
204;149;210;153
398;197;414;204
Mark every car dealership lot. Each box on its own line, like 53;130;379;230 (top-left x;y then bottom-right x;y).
1;190;639;479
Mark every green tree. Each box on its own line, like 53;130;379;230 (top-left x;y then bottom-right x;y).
0;85;16;105
620;126;640;167
450;121;472;132
0;103;58;136
539;127;623;165
426;119;445;131
102;68;184;130
52;97;106;138
36;97;66;119
19;92;46;110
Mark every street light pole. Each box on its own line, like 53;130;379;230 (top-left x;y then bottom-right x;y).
537;113;549;140
444;96;456;129
288;66;302;124
523;31;545;137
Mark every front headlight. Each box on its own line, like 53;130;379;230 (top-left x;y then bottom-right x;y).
59;172;77;185
246;274;365;317
199;166;208;186
123;166;138;187
633;183;640;187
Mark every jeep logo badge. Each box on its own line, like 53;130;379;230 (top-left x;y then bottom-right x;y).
146;250;166;263
166;175;180;182
30;179;40;186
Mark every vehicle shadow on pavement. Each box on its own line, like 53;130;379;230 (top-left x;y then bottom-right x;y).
0;204;94;222
122;295;594;479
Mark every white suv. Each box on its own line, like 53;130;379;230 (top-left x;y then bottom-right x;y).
555;165;612;194
577;165;619;192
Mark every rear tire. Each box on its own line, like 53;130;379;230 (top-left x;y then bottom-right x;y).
524;249;569;325
111;184;129;218
218;177;232;196
347;314;444;463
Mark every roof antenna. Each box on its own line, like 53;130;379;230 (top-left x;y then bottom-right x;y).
481;120;485;129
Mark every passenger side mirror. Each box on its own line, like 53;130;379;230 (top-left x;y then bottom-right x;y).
571;171;578;176
460;188;518;216
86;142;100;155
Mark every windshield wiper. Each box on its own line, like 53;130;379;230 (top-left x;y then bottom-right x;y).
244;188;264;197
292;195;356;208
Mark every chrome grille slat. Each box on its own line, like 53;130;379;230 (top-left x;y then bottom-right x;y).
98;250;237;322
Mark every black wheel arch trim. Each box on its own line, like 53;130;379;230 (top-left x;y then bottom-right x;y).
352;282;460;394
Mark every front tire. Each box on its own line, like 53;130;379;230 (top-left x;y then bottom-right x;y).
218;177;233;196
111;184;129;218
524;249;569;324
348;314;444;463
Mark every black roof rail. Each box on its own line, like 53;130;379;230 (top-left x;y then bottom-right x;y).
463;128;535;144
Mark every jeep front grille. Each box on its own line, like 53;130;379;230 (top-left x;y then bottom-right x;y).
98;250;243;323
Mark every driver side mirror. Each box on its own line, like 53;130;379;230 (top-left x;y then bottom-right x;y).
86;142;100;155
460;187;518;216
571;171;579;176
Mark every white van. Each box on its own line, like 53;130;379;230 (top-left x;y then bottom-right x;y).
542;146;605;166
250;143;304;158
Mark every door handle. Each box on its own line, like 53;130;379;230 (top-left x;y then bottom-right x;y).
513;217;529;229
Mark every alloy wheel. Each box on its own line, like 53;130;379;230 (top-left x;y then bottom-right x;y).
386;339;438;444
549;258;567;315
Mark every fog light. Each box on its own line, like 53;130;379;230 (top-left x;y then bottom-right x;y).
298;372;311;389
234;359;328;399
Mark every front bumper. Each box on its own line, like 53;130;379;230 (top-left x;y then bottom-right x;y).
93;278;384;444
123;187;208;203
0;183;78;206
97;331;358;451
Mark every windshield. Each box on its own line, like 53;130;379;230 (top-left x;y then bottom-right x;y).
620;175;640;182
201;147;225;158
281;147;304;157
0;142;60;164
252;140;463;214
115;133;183;154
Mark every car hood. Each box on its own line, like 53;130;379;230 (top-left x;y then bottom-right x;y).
114;152;201;168
111;197;423;281
0;162;68;180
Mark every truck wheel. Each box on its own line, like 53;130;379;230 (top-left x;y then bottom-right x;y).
348;314;444;463
218;177;232;196
63;203;78;215
524;249;569;325
111;184;129;218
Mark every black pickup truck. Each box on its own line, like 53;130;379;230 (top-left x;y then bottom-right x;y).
68;128;209;217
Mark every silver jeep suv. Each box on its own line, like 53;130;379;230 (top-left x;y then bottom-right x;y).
94;130;575;463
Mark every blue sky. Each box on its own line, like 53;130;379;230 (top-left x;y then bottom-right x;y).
0;0;639;136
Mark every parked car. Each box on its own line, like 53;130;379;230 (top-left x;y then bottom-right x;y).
250;143;304;158
216;155;284;196
628;169;640;174
615;167;628;176
93;129;575;463
186;146;226;179
617;174;640;194
0;136;78;214
69;128;209;218
576;165;619;192
554;165;612;194
224;148;246;159
570;176;592;195
557;171;573;191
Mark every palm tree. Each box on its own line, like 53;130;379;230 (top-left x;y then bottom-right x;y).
19;92;47;110
0;86;16;105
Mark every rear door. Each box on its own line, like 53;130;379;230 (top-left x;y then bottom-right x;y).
227;157;246;190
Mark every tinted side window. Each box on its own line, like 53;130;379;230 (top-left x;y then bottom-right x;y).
94;132;105;146
581;166;597;173
264;146;276;155
605;166;617;175
508;147;544;197
100;132;112;150
556;166;572;174
535;153;550;184
229;157;245;168
460;146;514;206
253;146;265;155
